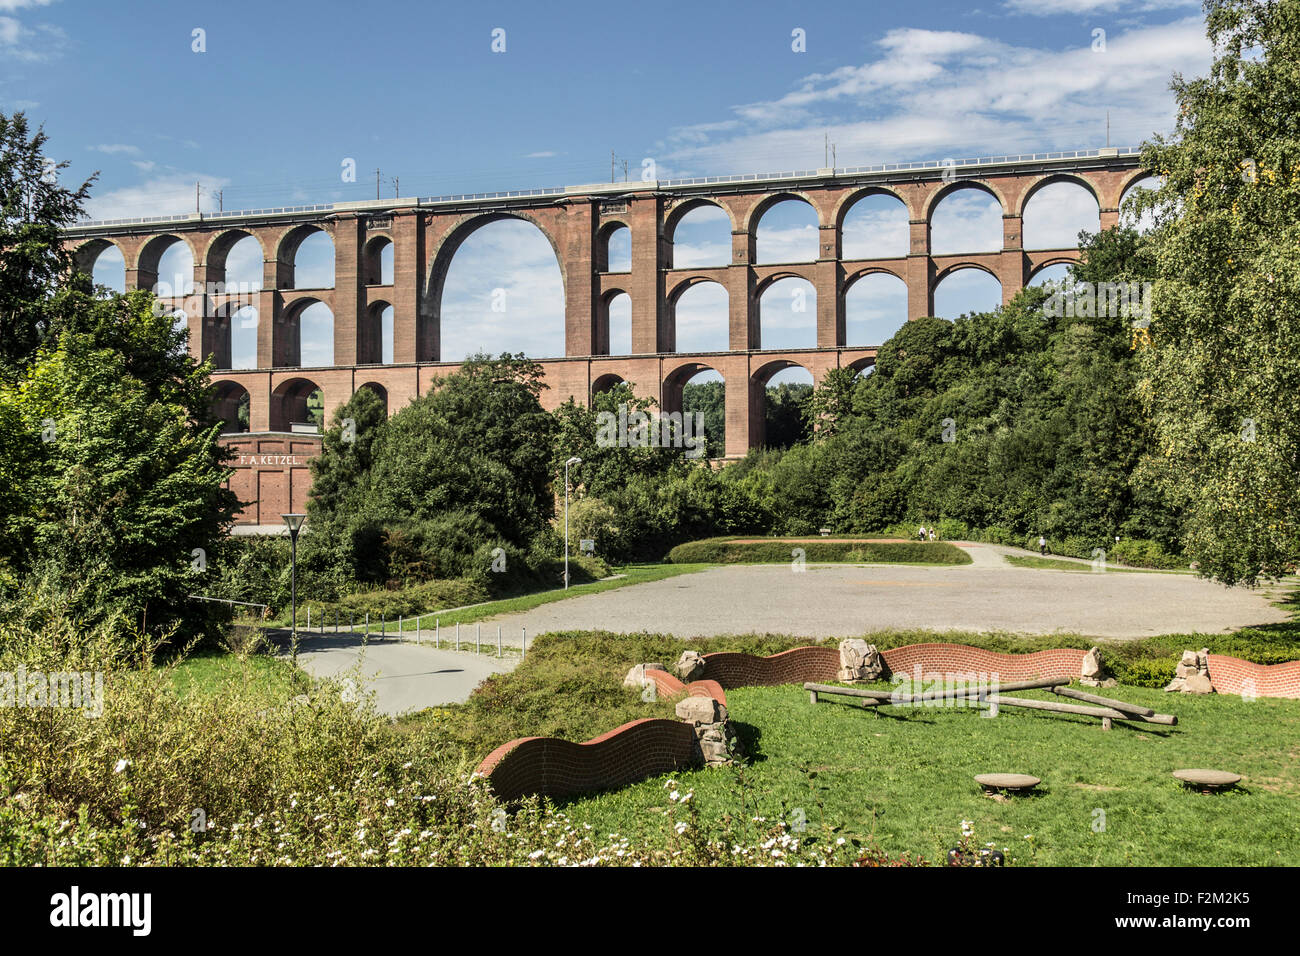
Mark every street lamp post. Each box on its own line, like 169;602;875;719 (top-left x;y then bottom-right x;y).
282;514;306;657
564;457;581;589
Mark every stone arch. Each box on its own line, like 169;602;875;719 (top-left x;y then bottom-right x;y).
356;381;389;415
596;221;631;272
597;289;631;356
363;235;394;285
662;361;725;458
273;223;335;290
751;359;814;449
212;380;251;434
1017;173;1101;219
751;193;821;264
1119;174;1162;233
1028;259;1076;281
758;276;816;350
591;372;626;403
838;188;911;261
1021;178;1100;250
847;355;876;375
73;238;126;293
928;183;1006;255
665;199;735;269
844;270;908;346
277;297;333;367
668;278;728;353
206;229;264;289
933;265;1003;318
424;211;567;362
922;178;1008;221
360;300;392;364
271;377;325;432
136;233;198;296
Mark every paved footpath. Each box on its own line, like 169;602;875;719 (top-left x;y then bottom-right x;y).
287;633;517;716
473;543;1290;644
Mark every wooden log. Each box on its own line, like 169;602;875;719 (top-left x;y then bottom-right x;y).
803;677;1067;706
985;694;1126;720
1051;685;1155;716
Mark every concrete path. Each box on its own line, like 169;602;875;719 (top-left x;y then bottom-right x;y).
472;543;1289;643
286;632;517;716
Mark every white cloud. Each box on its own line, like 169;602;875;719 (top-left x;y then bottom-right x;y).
1003;0;1197;15
0;1;57;10
84;170;232;220
526;150;557;158
88;143;141;155
0;12;63;61
655;18;1211;176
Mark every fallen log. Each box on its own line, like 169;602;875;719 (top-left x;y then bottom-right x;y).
803;677;1067;706
1050;685;1172;723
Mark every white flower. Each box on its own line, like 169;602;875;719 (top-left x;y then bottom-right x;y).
113;759;130;774
674;821;689;834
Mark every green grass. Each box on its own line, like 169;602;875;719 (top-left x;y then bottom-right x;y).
557;682;1300;866
1004;555;1186;574
168;647;304;701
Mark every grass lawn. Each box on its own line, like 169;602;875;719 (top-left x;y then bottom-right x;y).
558;682;1300;866
1004;555;1186;574
168;647;304;701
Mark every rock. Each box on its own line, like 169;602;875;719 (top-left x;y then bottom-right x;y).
1182;673;1215;694
622;662;666;689
838;639;884;683
1180;650;1200;667
974;773;1040;792
675;695;726;724
1080;647;1107;685
675;650;706;682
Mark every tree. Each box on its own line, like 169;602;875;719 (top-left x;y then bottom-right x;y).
804;365;859;440
0;112;95;379
1131;0;1300;584
1;292;239;639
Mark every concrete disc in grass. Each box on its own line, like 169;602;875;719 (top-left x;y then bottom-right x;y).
974;773;1040;792
1173;769;1241;790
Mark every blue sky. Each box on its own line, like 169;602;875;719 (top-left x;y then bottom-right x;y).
2;0;1205;366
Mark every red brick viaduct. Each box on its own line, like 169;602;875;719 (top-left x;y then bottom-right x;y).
62;148;1146;524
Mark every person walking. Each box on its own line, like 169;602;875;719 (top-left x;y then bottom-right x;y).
1038;535;1047;556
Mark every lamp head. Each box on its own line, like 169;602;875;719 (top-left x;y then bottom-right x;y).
282;513;307;535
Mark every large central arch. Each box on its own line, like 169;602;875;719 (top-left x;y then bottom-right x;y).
424;212;567;363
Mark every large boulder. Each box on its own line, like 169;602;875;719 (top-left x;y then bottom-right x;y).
622;662;667;689
838;639;884;683
1080;646;1116;688
675;650;707;682
675;695;727;724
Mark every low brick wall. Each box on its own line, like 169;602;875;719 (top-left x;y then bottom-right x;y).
475;643;1300;801
1206;655;1300;699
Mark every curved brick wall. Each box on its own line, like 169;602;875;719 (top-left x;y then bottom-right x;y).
476;718;698;803
702;646;841;687
880;644;1087;683
1207;655;1300;698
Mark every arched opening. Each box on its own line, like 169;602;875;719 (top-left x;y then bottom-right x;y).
208;231;263;293
229;305;258;370
1028;262;1074;288
592;373;626;402
599;224;631;273
278;299;333;367
667;201;730;269
599;291;631;355
357;381;389;415
663;363;724;459
758;276;816;350
169;308;190;357
845;272;908;346
212;382;251;434
849;356;876;379
272;378;325;432
1120;176;1162;234
360;301;393;365
364;236;394;285
671;280;729;353
1023;180;1099;250
434;216;565;361
755;197;818;264
279;226;335;290
76;240;126;294
137;235;195;297
842;191;909;260
756;363;814;450
930;185;1003;255
933;267;1002;318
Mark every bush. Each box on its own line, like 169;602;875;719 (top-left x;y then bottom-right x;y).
666;538;971;565
1110;538;1187;570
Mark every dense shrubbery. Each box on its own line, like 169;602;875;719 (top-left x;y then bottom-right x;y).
665;538;970;565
